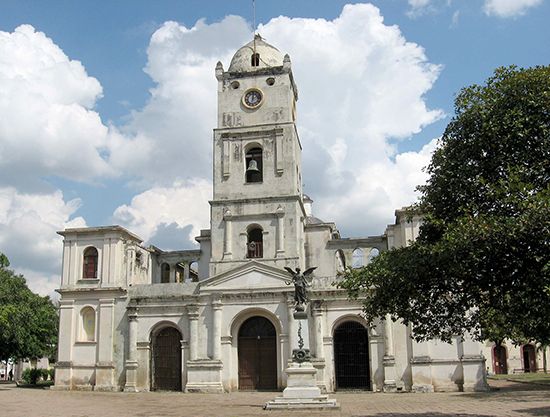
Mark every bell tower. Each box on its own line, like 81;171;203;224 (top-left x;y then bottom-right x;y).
209;35;305;276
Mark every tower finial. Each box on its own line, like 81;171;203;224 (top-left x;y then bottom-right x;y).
253;0;256;36
252;0;257;58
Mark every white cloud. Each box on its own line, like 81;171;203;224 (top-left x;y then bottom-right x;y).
0;187;85;297
0;25;116;190
110;4;442;240
451;10;461;28
111;17;251;183
407;0;435;17
112;179;211;245
258;4;442;234
316;139;438;235
0;4;445;292
483;0;543;17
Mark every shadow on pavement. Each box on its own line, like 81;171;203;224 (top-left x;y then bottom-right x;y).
515;406;550;416
352;413;500;417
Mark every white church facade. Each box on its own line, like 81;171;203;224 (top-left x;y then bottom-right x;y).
53;36;488;393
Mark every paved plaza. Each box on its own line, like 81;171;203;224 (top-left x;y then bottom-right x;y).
1;379;549;417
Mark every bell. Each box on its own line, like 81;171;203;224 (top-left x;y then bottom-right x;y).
246;159;260;173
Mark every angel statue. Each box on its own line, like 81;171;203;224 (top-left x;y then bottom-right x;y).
284;266;317;309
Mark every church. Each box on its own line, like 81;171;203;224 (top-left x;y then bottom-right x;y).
53;35;488;393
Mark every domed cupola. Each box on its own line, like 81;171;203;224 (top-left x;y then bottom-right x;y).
228;34;284;73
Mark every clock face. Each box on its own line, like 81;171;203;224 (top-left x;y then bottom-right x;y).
243;89;263;109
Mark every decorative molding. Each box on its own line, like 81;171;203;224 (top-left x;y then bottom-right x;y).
136;341;150;350
410;356;432;365
95;361;115;369
187;304;199;320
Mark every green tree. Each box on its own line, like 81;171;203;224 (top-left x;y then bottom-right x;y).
0;253;58;362
339;66;550;343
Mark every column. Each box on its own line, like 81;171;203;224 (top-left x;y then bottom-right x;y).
287;298;296;359
311;301;324;359
53;299;74;388
96;299;115;390
184;263;190;282
212;297;222;361
384;315;394;357
410;325;434;392
101;237;111;284
223;209;232;259
71;240;78;283
125;247;134;287
187;305;199;361
124;308;139;392
169;264;176;283
461;335;489;391
383;314;397;392
276;206;285;257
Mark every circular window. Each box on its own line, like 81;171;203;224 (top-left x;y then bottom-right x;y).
230;81;240;89
266;77;275;86
242;88;264;109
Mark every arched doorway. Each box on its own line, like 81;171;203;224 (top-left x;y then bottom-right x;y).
493;345;508;374
522;344;537;372
334;321;370;390
238;316;277;390
151;327;182;391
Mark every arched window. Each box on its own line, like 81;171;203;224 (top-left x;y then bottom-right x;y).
251;52;260;67
161;263;170;283
367;248;380;263
352;248;364;269
247;226;263;258
82;247;98;279
80;307;96;342
245;147;263;183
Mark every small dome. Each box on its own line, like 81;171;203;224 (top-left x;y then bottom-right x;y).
228;35;284;73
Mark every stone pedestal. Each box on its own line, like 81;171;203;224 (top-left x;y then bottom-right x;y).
264;362;339;409
185;359;224;393
123;360;138;392
462;355;489;392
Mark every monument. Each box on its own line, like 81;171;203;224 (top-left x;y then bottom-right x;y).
265;267;339;410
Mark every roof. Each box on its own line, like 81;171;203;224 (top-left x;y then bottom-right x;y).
228;34;284;73
57;225;143;243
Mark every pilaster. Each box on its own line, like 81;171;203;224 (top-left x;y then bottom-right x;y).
212;296;223;360
95;298;115;391
187;304;199;361
124;308;139;392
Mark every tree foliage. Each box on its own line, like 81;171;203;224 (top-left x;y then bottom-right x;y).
0;253;58;362
339;66;550;343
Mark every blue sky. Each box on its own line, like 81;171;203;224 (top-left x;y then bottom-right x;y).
0;0;548;296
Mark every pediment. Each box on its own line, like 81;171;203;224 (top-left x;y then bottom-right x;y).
199;261;291;293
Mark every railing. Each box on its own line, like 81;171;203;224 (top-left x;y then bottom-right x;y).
247;241;263;258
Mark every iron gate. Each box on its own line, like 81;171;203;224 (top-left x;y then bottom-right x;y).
152;327;182;391
334;321;370;389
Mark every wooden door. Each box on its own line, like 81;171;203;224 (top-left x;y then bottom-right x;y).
238;317;277;390
334;321;370;389
493;345;508;374
152;327;182;391
523;344;537;372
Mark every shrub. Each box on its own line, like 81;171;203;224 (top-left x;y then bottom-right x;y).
48;368;55;381
21;368;46;384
